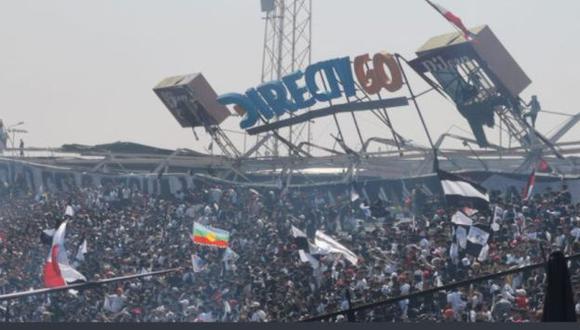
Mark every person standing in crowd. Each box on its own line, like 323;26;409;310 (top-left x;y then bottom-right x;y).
19;139;24;157
0;120;8;153
0;175;578;322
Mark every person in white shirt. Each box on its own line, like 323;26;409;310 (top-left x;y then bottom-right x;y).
571;227;580;242
419;236;430;250
447;289;467;319
399;282;411;319
480;306;493;322
250;306;267;322
469;309;477;322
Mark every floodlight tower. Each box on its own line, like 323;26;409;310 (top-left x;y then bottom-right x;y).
259;0;312;157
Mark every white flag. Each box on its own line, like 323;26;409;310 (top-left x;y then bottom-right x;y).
291;225;308;239
314;231;358;265
477;244;490;262
75;239;88;263
299;250;320;269
451;211;473;226
65;205;75;217
191;254;206;273
222;248;239;262
456;226;468;249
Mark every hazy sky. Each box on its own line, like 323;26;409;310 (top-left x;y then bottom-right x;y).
1;0;579;154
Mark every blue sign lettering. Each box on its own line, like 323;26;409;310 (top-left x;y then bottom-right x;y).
218;51;403;129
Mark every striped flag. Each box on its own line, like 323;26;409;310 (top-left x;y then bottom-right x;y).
425;0;475;41
438;170;490;212
192;223;230;249
42;222;87;288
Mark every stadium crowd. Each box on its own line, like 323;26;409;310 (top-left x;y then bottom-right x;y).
0;176;579;322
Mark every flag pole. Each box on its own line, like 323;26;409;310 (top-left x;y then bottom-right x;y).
424;0;440;14
424;0;475;41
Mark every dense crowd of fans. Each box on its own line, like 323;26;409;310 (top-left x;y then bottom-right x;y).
0;176;579;322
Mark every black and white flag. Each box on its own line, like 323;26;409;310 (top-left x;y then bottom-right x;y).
438;170;489;212
40;229;55;245
298;250;320;269
314;231;358;265
465;225;490;257
291;225;310;251
291;226;323;269
73;239;88;266
451;210;473;226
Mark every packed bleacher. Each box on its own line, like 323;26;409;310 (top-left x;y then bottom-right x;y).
0;175;579;322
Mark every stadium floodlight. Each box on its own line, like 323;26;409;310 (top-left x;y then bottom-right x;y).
260;0;275;12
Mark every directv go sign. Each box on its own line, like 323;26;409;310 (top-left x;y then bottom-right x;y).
218;51;404;130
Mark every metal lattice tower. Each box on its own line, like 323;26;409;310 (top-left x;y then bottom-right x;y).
258;0;312;157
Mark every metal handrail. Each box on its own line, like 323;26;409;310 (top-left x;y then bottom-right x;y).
304;253;580;322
